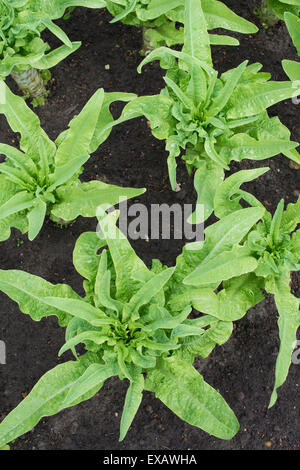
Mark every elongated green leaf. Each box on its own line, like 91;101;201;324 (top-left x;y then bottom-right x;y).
120;371;144;442
41;17;72;46
177;207;265;285
30;0;107;17
209;34;239;46
0;163;34;189
184;248;258;287
0;144;38;179
269;278;300;407
138;0;182;20
146;357;239;439
97;210;151;302
0;176;28;241
48;154;90;191
73;232;106;282
216;132;298;164
169;273;264;322
51;180;146;220
208;60;248;117
282;196;300;231
204;138;229;169
164;76;195;111
0;354;99;448
284;12;300;55
0;270;80;326
144;306;191;331
226;81;300;119
188;161;224;224
282;59;300;82
33;42;81;69
214;168;268;219
0;81;55;161
94;249;123;313
171;323;205;338
0;191;34;220
64;362;118;406
183;0;211;65
110;0;137;23
129;348;156;369
202;0;258;33
138;47;214;77
89;92;138;153
123;267;175;321
27;199;47;241
270;199;284;246
55;89;104;166
176;319;233;360
141;339;179;352
42;297;109;324
58;331;110;357
186;63;207;106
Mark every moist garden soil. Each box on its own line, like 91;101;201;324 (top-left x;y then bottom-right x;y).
0;0;299;451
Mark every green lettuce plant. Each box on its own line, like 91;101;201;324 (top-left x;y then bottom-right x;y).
0;0;105;104
0;204;266;446
114;0;300;223
104;0;258;52
255;0;300;28
0;80;144;241
214;168;300;407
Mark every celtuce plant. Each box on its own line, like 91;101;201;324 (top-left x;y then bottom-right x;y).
0;81;144;241
115;0;300;223
0;0;105;104
214;169;300;407
104;0;258;52
0;204;266;446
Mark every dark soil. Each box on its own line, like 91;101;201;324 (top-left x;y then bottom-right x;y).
0;0;299;451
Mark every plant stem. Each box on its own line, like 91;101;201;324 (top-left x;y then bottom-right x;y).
256;0;279;28
142;27;155;55
10;67;47;104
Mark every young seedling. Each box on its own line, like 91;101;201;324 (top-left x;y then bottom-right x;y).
214;169;300;408
105;0;258;52
0;204;265;446
114;0;300;223
0;81;144;241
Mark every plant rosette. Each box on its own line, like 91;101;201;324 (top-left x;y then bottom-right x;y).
113;0;300;223
214;168;300;407
0;203;266;446
0;81;144;241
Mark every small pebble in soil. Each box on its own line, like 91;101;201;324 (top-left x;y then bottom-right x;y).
289;160;300;170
